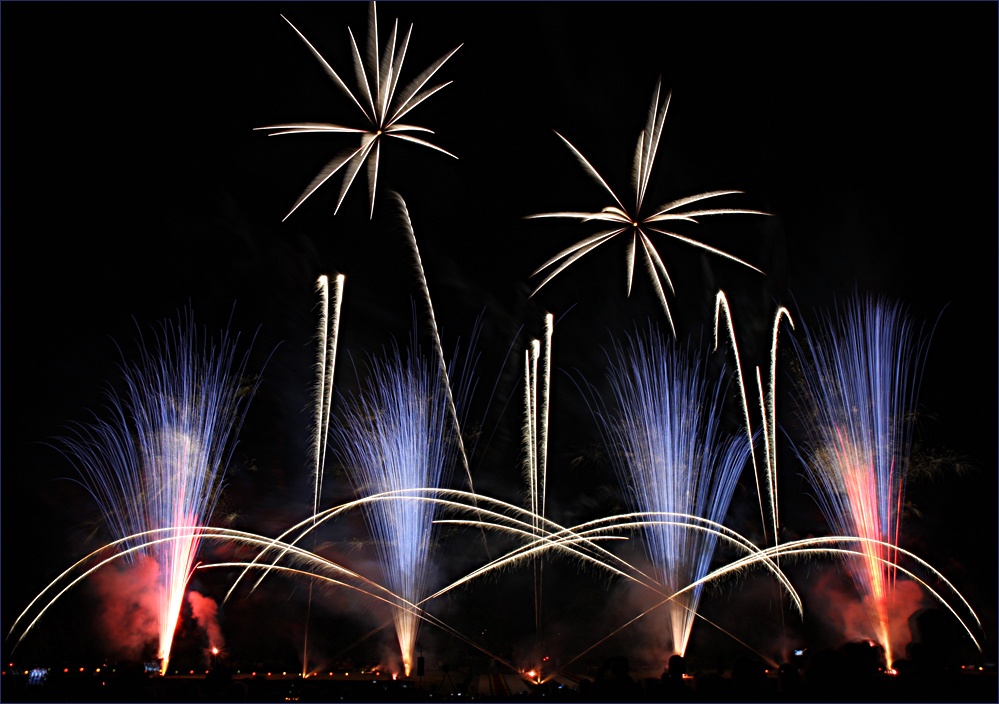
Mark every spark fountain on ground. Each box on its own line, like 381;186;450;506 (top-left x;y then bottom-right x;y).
51;312;258;675
329;332;476;677
584;327;752;658
790;295;932;667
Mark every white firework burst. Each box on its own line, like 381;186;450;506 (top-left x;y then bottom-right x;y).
259;2;461;220
528;79;766;334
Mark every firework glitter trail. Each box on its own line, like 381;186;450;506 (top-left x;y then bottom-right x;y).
259;2;461;219
53;312;258;674
392;190;474;491
304;273;345;677
521;314;553;644
313;274;346;521
791;295;933;666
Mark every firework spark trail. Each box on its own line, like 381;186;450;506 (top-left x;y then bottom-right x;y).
690;536;981;650
16;457;978;673
305;274;345;676
314;274;346;520
330;339;472;676
54;313;256;674
523;338;542;639
228;489;632;602
424;510;804;675
391;191;475;492
791;295;932;666
585;326;752;656
539;314;553;530
390;189;493;559
259;2;461;219
713;296;795;655
428;513;798;608
520;315;554;647
13;520;978;674
527;79;766;332
763;306;794;546
232;490;801;644
522;343;540;636
553;531;983;677
523;342;539;529
712;291;766;537
537;315;553;645
9;525;417;652
216;480;809;672
227;486;797;612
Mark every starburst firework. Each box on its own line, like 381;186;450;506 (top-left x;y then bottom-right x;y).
259;2;460;220
528;79;766;334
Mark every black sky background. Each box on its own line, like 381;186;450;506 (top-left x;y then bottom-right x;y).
4;1;996;673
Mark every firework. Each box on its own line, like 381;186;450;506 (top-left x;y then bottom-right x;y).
11;522;423;654
329;337;474;676
312;274;346;521
791;295;931;666
522;314;553;643
53;312;257;674
259;2;461;220
538;314;553;525
588;326;751;656
211;475;800;676
713;291;795;548
527;79;765;334
17;501;977;678
392;191;475;490
304;273;345;676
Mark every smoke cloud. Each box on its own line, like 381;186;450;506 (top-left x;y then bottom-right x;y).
88;556;160;660
807;570;927;653
187;590;225;649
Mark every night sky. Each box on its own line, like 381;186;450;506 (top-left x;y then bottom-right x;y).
5;1;996;673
